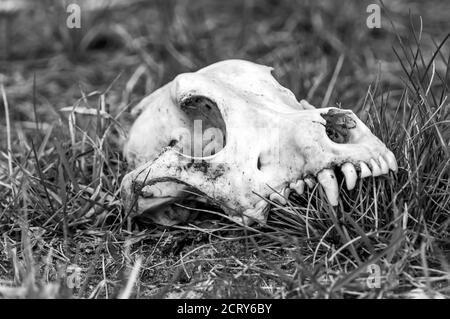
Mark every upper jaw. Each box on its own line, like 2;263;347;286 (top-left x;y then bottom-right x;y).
285;149;398;206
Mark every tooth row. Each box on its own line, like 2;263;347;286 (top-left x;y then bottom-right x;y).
279;151;398;207
341;163;357;190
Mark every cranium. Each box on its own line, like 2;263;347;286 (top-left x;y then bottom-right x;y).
121;60;397;225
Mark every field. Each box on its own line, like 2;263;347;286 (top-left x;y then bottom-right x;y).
0;0;449;298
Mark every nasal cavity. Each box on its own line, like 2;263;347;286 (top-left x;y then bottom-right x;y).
320;109;356;144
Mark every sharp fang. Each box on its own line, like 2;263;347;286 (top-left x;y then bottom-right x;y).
304;177;316;189
378;156;389;174
290;180;305;195
385;150;398;172
341;163;357;190
369;158;382;176
269;192;287;205
317;169;339;206
359;162;371;178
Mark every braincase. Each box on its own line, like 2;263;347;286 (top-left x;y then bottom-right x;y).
197;60;303;111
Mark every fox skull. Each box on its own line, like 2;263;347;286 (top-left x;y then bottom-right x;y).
121;60;397;225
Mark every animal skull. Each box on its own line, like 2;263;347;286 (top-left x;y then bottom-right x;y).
121;60;397;225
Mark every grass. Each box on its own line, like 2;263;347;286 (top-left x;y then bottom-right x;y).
0;0;449;298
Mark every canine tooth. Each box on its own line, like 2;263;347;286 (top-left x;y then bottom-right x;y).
290;180;305;195
269;192;287;205
378;156;389;174
317;169;339;206
359;162;371;178
369;158;382;176
341;163;357;190
304;177;316;189
385;150;398;172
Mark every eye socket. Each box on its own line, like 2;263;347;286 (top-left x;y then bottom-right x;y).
179;95;227;156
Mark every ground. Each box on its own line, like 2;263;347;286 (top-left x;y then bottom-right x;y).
0;0;449;298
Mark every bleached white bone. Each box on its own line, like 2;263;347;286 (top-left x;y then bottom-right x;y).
121;60;397;225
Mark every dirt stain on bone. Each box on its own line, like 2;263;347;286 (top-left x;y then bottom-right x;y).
186;160;228;180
